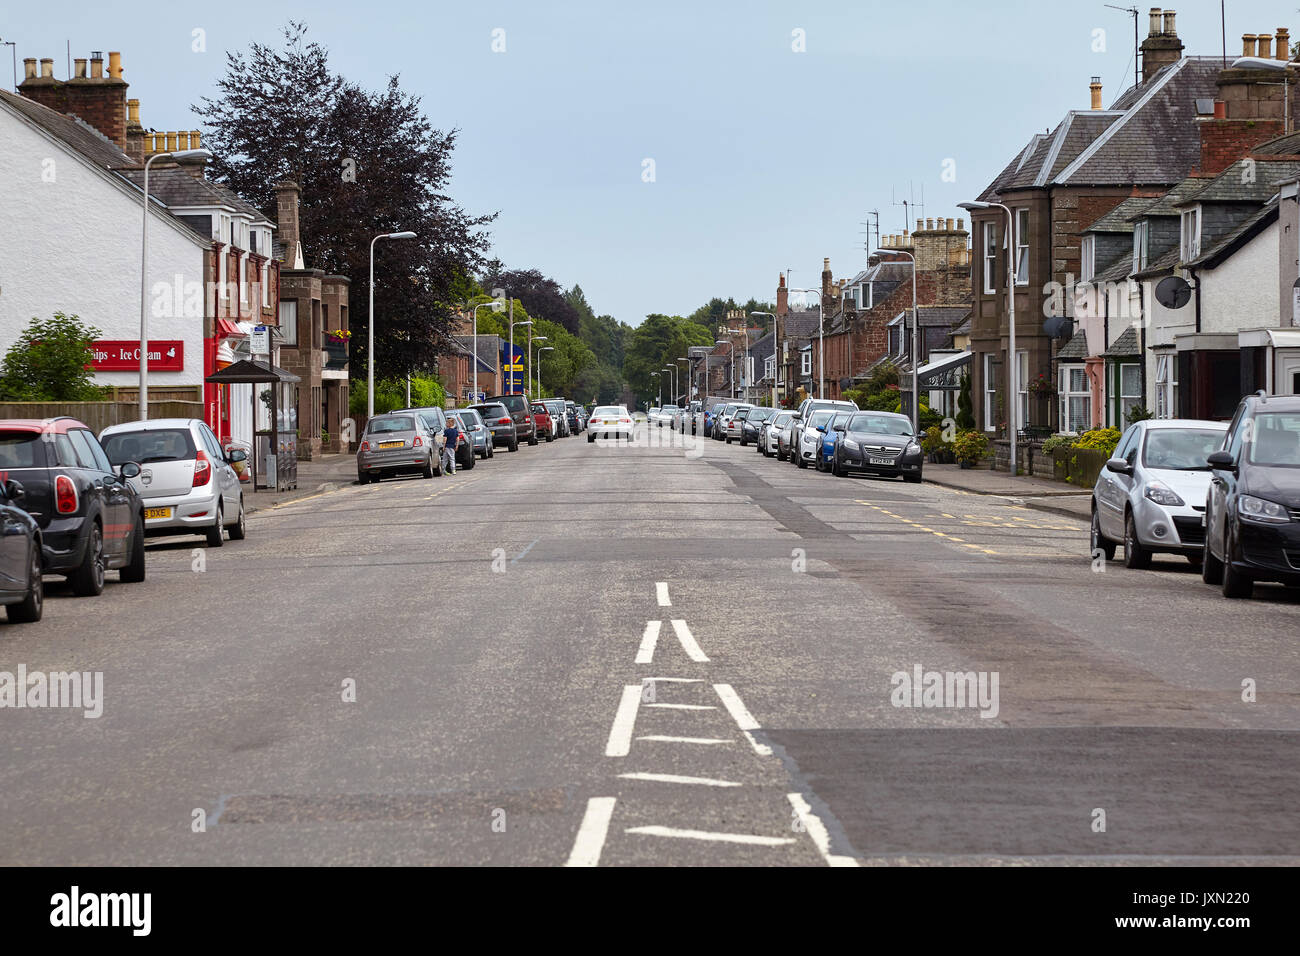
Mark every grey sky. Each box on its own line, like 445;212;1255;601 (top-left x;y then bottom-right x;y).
3;0;1286;326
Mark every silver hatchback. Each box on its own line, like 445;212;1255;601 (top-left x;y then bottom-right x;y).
357;413;440;483
100;418;247;547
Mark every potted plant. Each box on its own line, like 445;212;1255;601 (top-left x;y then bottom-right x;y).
1029;372;1054;399
953;429;989;469
324;329;350;369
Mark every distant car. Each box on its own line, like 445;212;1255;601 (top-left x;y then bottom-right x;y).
1202;393;1300;598
531;403;556;441
487;393;538;446
566;401;583;434
588;405;634;443
829;411;923;482
455;408;494;460
789;398;859;464
651;404;680;429
679;400;702;434
444;412;477;470
546;399;571;437
469;402;518;453
0;476;44;623
356;413;439;483
763;411;795;459
815;411;855;470
792;409;835;469
0;417;145;596
1090;419;1228;571
739;407;775;447
723;403;755;443
101;418;248;547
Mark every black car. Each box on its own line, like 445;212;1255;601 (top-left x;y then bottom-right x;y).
0;476;43;623
739;407;774;447
469;402;519;452
487;393;538;446
566;402;582;434
0;417;145;596
1202;393;1300;598
830;411;924;483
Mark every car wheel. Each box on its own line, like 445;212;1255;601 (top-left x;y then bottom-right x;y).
588;434;595;443
529;435;539;446
228;497;247;541
1221;527;1253;599
7;544;43;623
463;450;475;470
206;504;225;548
904;472;922;484
510;440;518;452
120;512;147;582
422;456;434;479
357;472;369;485
1122;511;1149;569
69;522;106;596
1201;532;1224;584
725;436;732;444
1089;507;1116;561
797;455;807;469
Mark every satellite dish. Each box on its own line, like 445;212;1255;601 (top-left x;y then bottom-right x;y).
1042;315;1072;338
839;377;852;390
1155;276;1192;309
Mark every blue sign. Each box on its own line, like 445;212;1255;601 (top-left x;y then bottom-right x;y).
500;343;525;393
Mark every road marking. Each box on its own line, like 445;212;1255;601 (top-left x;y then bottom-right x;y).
656;582;671;606
565;797;617;867
605;685;643;757
626;826;795;847
787;793;860;867
618;772;741;787
511;538;539;564
670;619;709;662
646;703;716;710
635;621;661;664
714;683;772;756
636;735;734;745
642;677;703;684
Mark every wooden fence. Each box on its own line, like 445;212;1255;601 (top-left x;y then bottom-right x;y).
0;401;206;433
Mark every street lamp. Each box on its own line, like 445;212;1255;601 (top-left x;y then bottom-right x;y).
467;301;499;402
531;336;548;393
675;357;690;430
651;371;661;407
750;311;777;407
872;250;919;432
789;289;824;399
141;147;212;420
662;366;677;407
536;345;554;396
509;319;532;395
960;199;1018;475
716;339;735;399
367;230;417;419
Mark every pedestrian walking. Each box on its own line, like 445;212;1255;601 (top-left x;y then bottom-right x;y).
442;415;460;475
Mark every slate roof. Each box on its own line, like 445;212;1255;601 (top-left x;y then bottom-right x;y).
782;311;820;337
1252;131;1300;156
1186;201;1280;270
451;334;501;372
1085;196;1157;234
916;306;970;328
951;311;972;336
1103;327;1140;357
1133;176;1207;218
0;88;135;170
120;167;273;224
1057;332;1090;359
1173;159;1300;205
1133;246;1182;279
1095;252;1136;282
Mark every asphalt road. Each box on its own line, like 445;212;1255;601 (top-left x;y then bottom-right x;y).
3;422;1299;866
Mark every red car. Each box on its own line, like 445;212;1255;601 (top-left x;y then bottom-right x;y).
530;403;555;442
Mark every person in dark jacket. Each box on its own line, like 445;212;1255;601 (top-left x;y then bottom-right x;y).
442;417;460;475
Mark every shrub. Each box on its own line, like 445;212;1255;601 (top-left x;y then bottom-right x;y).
1072;426;1121;457
1125;404;1153;425
921;425;945;455
953;429;989;465
1040;433;1075;456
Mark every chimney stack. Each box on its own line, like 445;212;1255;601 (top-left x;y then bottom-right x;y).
1277;28;1291;60
776;272;789;316
19;48;131;153
1140;8;1183;82
275;181;303;268
1090;76;1103;110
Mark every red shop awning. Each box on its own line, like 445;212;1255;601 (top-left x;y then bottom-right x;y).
215;318;243;339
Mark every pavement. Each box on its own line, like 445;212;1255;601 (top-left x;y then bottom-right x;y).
3;424;1298;866
923;462;1093;521
242;454;357;515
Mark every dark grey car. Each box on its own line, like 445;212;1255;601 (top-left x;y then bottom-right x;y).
470;403;519;452
357;414;439;483
455;408;494;460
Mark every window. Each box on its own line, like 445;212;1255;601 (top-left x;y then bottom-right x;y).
261;260;271;307
983;222;997;294
1015;208;1030;285
1080;236;1095;283
765;355;775;381
984;353;999;431
1154;353;1170;418
800;350;812;376
279;300;298;346
1119;363;1142;424
1016;350;1029;430
1180;207;1201;261
1133;221;1149;272
66;429;100;471
1060;365;1091;433
240;255;249;305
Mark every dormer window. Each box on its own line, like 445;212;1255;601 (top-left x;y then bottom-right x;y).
1133;221;1149;272
1080;236;1095;283
1180;207;1201;261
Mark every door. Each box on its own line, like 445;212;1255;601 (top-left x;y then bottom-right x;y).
1207;405;1246;556
0;497;27;596
1098;425;1139;539
69;428;131;560
1277;351;1300;396
201;424;239;516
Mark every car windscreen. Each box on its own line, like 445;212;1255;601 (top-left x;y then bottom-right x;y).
103;428;197;465
457;411;483;427
773;413;793;426
807;410;833;428
472;404;507;419
531;405;549;415
368;416;415;434
1141;427;1226;470
0;431;44;468
495;396;527;413
592;407;622;417
847;413;912;436
1248;413;1300;467
748;408;774;422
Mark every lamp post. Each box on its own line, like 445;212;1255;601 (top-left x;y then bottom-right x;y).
959;200;1018;475
875;250;919;432
141;147;212;420
509;319;532;395
789;289;824;399
716;339;735;399
536;345;554;396
468;301;497;402
651;371;661;407
662;366;677;407
367;230;417;419
531;336;548;393
675;357;690;430
750;311;777;407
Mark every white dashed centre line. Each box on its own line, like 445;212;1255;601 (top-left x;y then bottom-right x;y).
637;735;734;746
656;582;671;606
619;772;741;787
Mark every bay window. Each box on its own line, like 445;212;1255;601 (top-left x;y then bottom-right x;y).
983;222;997;294
1015;208;1030;285
1060;365;1090;433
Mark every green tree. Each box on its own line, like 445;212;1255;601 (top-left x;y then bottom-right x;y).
0;313;107;401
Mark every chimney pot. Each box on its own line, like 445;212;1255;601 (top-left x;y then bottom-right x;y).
1162;10;1176;36
127;98;140;125
1213;100;1226;119
191;130;201;149
165;131;178;152
74;58;87;79
1277;28;1291;60
957;218;965;230
926;218;934;230
1243;34;1257;57
39;58;53;78
1090;76;1103;110
107;51;122;80
1149;8;1163;37
946;217;955;231
22;58;36;80
90;52;103;79
1258;33;1274;60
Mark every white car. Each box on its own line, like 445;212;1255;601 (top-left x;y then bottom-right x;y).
763;411;795;458
789;399;858;465
792;408;838;468
650;404;680;428
587;405;635;443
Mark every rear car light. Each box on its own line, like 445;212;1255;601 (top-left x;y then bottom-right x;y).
193;450;212;488
55;475;78;514
361;440;370;451
497;417;511;425
413;436;423;447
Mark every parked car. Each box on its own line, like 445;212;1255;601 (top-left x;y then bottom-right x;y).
711;404;734;440
0;476;44;622
455;408;494;460
815;411;856;470
469;402;519;452
791;409;836;468
444;412;477;470
531;403;556;441
1202;393;1300;598
546;399;571;437
487;393;538;446
588;405;635;442
101;418;248;547
828;410;924;482
566;401;583;434
724;403;755;443
0;417;145;595
1090;419;1228;570
739;407;775;447
789;398;859;464
356;413;439;483
763;411;795;459
680;400;702;434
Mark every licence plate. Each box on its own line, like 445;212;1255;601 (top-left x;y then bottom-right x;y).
144;507;172;520
378;440;404;449
869;457;894;466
